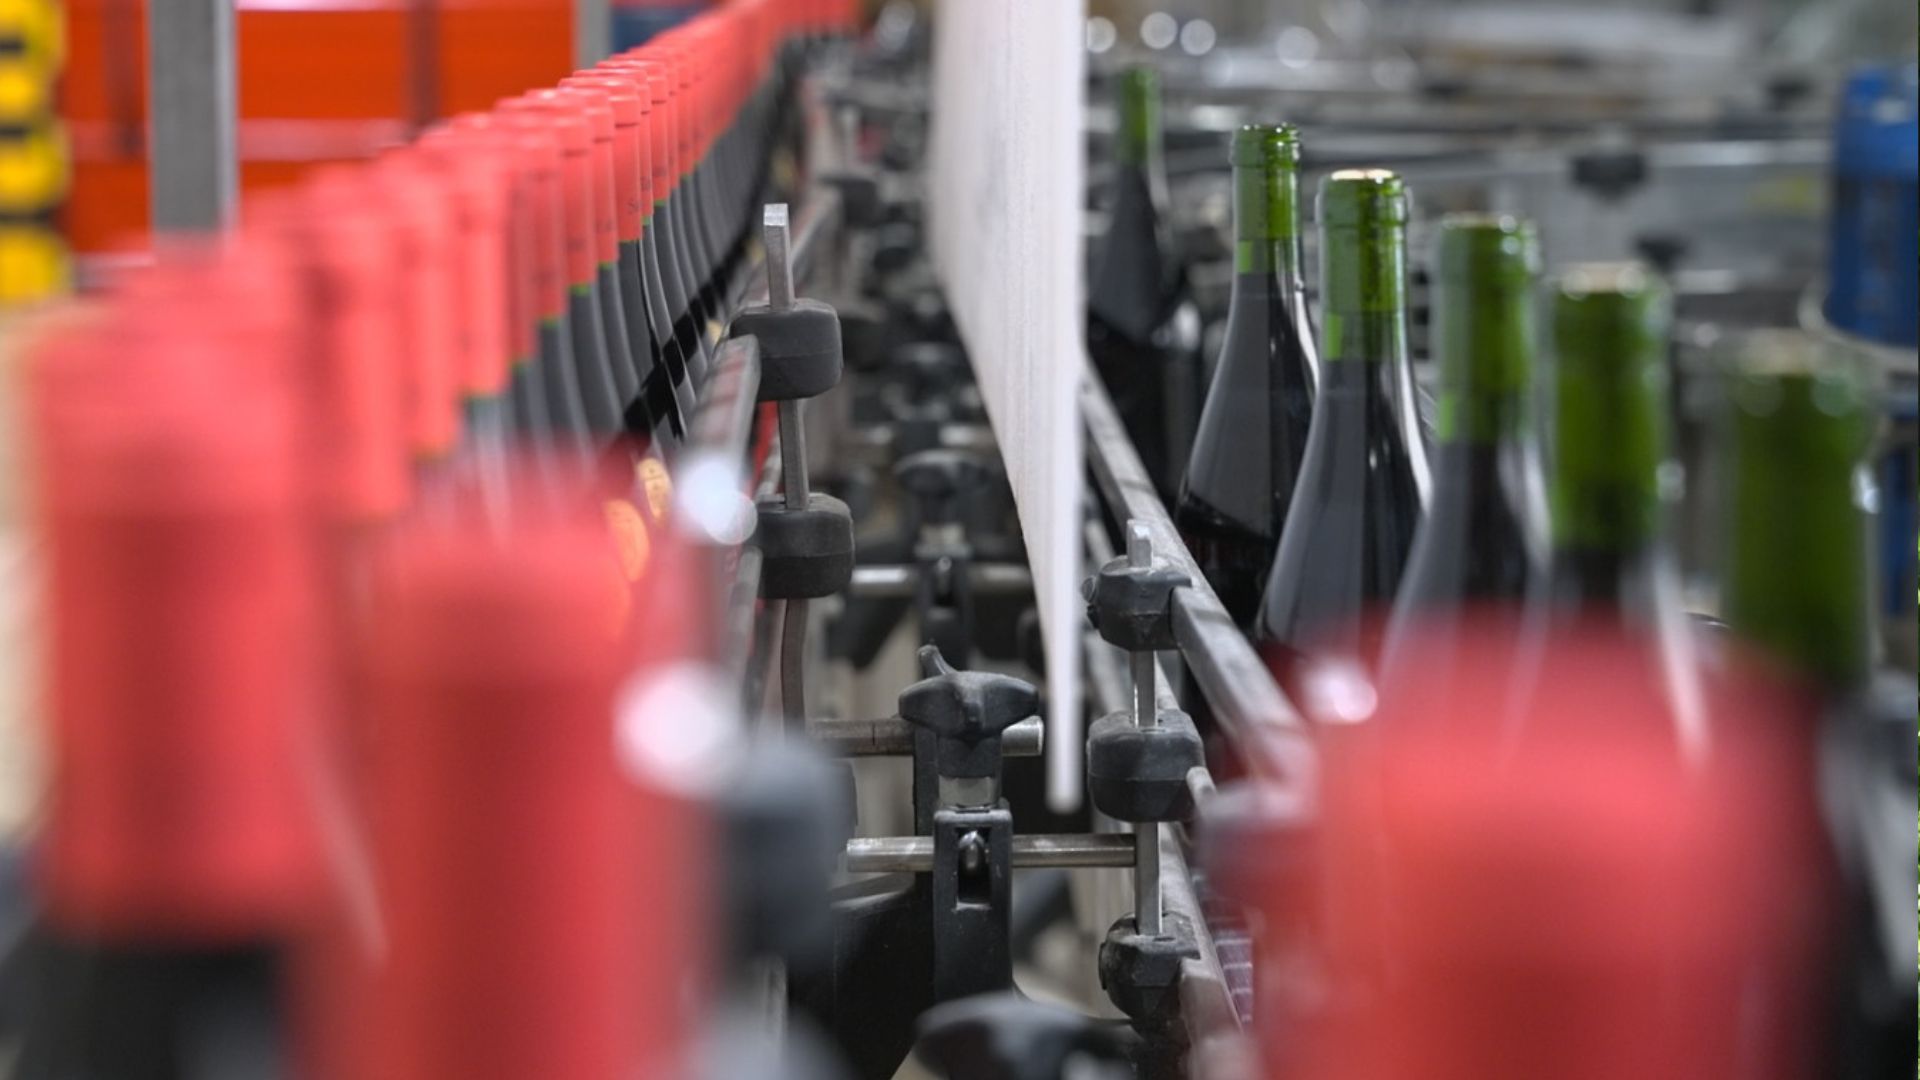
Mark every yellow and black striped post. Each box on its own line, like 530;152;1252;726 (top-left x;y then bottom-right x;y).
0;0;67;305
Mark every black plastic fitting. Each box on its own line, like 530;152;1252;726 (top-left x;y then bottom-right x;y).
1086;708;1203;824
1084;555;1190;653
755;493;856;600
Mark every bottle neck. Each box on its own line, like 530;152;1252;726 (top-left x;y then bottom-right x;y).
1545;540;1667;615
1231;161;1302;281
1116;76;1161;172
1320;223;1409;369
1433;276;1533;444
1723;371;1874;692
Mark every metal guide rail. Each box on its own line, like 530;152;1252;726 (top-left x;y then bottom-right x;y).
1082;374;1314;797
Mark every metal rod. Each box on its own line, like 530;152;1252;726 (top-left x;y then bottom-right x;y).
732;185;842;312
848;562;1032;599
844;833;1136;874
780;599;810;726
764;203;796;312
148;0;237;232
1126;520;1163;936
809;716;1044;758
1083;375;1313;785
778;402;811;509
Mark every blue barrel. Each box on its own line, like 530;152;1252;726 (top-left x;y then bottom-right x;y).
1825;64;1919;349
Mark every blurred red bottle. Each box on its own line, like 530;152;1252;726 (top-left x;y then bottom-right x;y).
32;305;323;940
1244;629;1829;1080
340;486;667;1079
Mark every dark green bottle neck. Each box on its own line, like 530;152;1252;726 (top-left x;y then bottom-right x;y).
1432;278;1532;444
1115;70;1162;172
1231;160;1302;280
1320;223;1408;368
1548;296;1668;559
1723;362;1875;692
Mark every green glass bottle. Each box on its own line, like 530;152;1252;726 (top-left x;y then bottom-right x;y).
1540;264;1684;617
1501;264;1706;754
1175;124;1317;631
1722;332;1877;694
1385;215;1546;641
1255;170;1427;694
1088;65;1201;500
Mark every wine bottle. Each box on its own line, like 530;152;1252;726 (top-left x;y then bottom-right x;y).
1174;123;1316;631
1539;264;1684;620
1717;333;1906;1080
1380;214;1544;677
1721;333;1877;694
1255;170;1426;699
1087;65;1201;499
1503;264;1705;755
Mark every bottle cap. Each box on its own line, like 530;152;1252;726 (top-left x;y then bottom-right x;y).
499;93;597;286
565;73;650;236
601;57;678;192
443;113;540;365
555;83;628;259
489;109;579;307
359;485;641;1078
415;124;514;398
373;154;463;459
268;170;413;519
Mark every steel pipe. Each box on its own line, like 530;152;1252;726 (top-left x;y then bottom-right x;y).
844;833;1135;874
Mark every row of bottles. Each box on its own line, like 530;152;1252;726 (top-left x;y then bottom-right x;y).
1131;107;1885;728
18;2;855;1078
1096;64;1907;1079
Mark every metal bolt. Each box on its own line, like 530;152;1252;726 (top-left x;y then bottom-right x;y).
958;830;988;877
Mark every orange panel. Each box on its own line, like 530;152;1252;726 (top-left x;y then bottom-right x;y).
238;10;410;120
437;2;575;115
60;0;575;254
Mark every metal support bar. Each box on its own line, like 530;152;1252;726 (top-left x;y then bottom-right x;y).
1125;522;1164;937
573;0;609;67
148;0;237;232
809;716;1044;758
845;833;1136;874
848;563;1032;599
